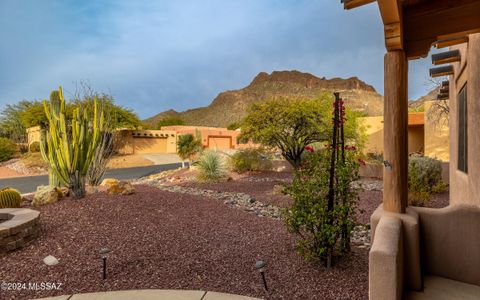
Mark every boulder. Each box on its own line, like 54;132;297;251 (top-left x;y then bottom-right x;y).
107;181;135;195
100;178;119;187
33;186;61;206
60;187;69;197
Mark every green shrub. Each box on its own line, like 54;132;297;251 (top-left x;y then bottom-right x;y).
0;137;16;162
29;141;41;153
196;150;226;181
229;148;272;173
366;151;383;165
227;122;240;130
408;156;447;206
284;148;359;262
156;118;184;129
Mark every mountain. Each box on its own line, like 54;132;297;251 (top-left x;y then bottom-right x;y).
408;87;440;110
144;70;385;128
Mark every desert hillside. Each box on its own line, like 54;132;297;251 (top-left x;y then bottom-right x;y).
144;70;385;127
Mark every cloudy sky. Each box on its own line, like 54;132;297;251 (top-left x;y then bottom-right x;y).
0;0;436;119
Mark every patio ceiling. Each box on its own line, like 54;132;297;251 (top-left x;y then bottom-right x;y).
342;0;480;59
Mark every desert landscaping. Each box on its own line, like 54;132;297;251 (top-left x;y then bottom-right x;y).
1;1;480;300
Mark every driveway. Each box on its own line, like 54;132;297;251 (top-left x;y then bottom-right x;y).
0;163;182;194
142;153;183;165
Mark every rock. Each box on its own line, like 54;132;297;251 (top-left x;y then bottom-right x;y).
43;255;59;266
107;181;135;195
60;187;69;197
85;186;99;195
32;186;60;206
272;184;285;195
100;178;119;187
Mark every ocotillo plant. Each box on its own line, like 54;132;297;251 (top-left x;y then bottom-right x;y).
40;87;104;198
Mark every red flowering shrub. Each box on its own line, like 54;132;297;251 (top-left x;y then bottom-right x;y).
304;145;315;153
283;147;360;263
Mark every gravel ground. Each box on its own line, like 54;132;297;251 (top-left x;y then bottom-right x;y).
180;173;293;209
0;185;368;300
181;174;450;226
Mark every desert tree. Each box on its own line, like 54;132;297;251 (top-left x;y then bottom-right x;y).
177;131;203;168
241;95;331;168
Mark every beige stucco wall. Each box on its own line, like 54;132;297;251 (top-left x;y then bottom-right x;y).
424;101;450;161
361;116;384;154
360;116;425;155
407;125;424;154
114;129;177;154
26;126;41;145
449;33;480;207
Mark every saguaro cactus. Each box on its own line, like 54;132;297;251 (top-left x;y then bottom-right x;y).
40;87;104;198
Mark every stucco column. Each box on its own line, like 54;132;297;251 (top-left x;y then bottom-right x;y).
383;50;408;213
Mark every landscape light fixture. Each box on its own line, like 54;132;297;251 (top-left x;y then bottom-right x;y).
255;260;268;291
99;247;111;279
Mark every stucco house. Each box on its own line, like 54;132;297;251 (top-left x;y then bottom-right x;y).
361;112;428;157
160;125;242;150
27;125;245;155
342;1;480;299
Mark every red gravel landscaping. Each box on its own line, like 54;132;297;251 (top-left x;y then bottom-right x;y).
180;171;293;208
0;185;368;300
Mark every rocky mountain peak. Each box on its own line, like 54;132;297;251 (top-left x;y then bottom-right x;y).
248;70;376;93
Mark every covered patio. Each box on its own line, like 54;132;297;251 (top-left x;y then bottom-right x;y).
342;1;480;299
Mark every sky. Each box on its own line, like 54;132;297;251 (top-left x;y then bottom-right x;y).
0;0;437;119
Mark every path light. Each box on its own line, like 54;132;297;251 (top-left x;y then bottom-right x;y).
255;260;268;291
99;248;111;279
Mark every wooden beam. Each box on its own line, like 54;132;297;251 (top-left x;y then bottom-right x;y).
440;87;449;94
436;36;469;49
432;49;461;65
441;80;449;87
383;50;408;213
342;0;376;10
429;65;454;77
377;0;404;51
404;1;480;58
385;22;403;50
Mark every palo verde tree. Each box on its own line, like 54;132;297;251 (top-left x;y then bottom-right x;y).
40;87;105;198
240;96;331;168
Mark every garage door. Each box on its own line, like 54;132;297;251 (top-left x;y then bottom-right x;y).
134;137;168;154
208;137;231;150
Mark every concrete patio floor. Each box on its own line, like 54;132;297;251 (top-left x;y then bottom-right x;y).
36;290;262;300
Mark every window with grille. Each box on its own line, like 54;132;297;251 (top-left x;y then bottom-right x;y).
458;84;468;173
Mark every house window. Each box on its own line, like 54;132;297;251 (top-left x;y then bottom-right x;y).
458;84;468;173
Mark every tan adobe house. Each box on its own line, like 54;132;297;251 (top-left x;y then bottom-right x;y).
362;109;450;161
160;125;242;150
362;112;427;157
342;1;480;299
